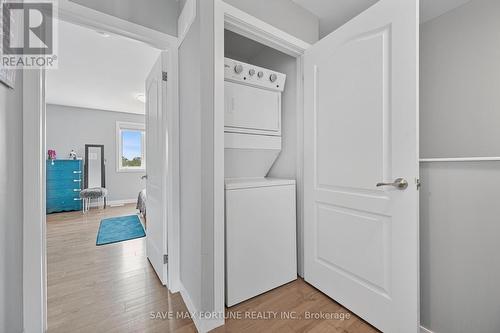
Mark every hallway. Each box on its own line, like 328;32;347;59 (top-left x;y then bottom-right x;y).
47;204;377;333
47;205;195;332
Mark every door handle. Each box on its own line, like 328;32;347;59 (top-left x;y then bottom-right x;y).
141;175;147;180
376;178;408;190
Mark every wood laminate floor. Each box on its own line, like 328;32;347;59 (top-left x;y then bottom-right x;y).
47;204;378;333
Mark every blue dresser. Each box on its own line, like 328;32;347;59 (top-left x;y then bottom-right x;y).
46;160;83;213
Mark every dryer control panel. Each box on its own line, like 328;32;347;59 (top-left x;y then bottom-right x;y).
224;58;286;92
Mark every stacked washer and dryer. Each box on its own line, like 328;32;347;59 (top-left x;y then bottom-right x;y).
224;57;297;307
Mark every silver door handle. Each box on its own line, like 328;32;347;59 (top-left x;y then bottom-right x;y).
376;178;408;190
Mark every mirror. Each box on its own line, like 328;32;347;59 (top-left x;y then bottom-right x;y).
84;144;105;189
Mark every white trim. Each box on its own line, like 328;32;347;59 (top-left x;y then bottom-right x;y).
179;283;204;333
179;283;222;333
55;0;178;49
22;2;180;332
420;326;436;333
116;121;145;130
420;156;500;163
177;0;196;46
48;102;146;116
213;0;226;330
87;198;137;208
23;69;47;333
295;55;305;277
115;168;146;173
222;1;311;57
155;51;171;287
212;1;310;331
108;199;136;206
166;42;181;294
115;121;146;172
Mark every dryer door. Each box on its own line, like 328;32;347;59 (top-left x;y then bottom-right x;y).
224;81;281;135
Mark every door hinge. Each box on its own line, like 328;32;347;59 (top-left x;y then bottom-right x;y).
163;254;168;264
415;178;421;190
162;71;168;81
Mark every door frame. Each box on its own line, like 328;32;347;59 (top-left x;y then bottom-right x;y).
211;1;309;329
22;1;180;332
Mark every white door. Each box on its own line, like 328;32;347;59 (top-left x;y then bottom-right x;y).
146;53;168;285
303;0;419;332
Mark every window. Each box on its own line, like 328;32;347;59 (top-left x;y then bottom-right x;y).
116;122;145;172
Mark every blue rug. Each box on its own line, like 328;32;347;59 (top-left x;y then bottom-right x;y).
96;215;145;246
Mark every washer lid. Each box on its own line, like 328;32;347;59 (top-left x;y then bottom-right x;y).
225;177;295;190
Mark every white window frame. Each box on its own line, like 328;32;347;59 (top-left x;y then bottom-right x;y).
116;121;146;172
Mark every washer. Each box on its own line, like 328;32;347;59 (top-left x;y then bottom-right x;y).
225;178;297;307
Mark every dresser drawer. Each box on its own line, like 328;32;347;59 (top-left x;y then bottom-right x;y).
46;198;82;214
47;188;81;200
46;160;82;170
46;174;82;186
47;169;82;177
47;182;81;191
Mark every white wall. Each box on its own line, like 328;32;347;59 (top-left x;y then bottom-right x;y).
179;0;220;328
0;73;23;333
224;0;319;44
46;104;145;202
420;0;500;158
420;1;500;332
420;162;500;333
70;0;179;36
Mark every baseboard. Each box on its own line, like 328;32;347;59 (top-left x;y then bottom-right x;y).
203;317;224;332
421;326;435;333
88;198;136;208
178;282;224;333
179;282;203;332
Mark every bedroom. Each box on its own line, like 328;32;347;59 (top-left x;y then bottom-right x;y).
44;19;164;331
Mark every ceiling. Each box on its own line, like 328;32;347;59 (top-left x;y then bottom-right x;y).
46;20;160;114
291;0;378;38
420;0;473;23
291;0;473;38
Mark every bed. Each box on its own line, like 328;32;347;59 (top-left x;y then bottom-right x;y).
137;189;147;219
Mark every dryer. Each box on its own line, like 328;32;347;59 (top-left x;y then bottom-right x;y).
224;58;297;306
223;57;285;178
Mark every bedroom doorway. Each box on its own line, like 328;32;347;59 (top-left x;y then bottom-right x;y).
43;19;170;331
22;2;180;331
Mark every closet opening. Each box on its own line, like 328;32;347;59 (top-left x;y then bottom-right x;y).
221;28;303;307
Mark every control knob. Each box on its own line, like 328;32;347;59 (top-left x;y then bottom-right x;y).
248;69;256;76
234;64;243;74
269;73;278;82
257;71;264;78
